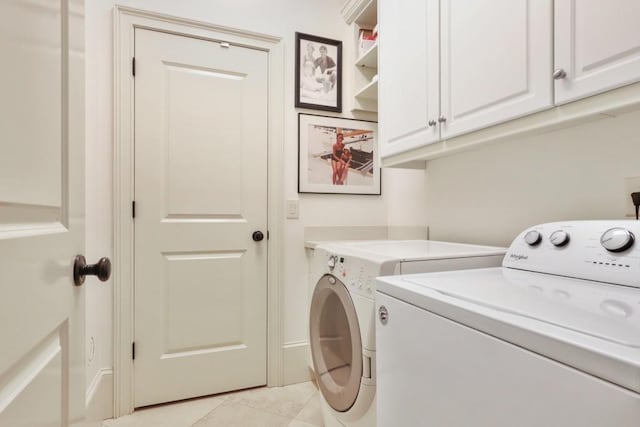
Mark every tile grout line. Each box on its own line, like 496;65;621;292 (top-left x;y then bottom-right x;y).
216;398;296;424
290;385;320;422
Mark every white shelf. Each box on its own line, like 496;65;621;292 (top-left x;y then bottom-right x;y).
355;43;378;69
351;99;377;113
344;0;378;114
355;79;378;100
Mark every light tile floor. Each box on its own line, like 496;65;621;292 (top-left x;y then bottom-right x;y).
103;382;323;427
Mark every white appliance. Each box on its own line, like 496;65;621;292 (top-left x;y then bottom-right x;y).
376;221;640;427
309;240;506;427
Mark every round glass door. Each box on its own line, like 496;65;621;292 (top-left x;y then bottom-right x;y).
309;274;362;412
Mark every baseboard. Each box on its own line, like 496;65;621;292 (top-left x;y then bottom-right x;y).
86;368;113;421
282;341;312;386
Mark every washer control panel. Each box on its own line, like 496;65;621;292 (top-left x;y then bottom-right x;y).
505;221;640;288
317;249;380;298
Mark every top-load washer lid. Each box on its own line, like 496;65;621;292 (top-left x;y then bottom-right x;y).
338;240;506;261
376;267;640;393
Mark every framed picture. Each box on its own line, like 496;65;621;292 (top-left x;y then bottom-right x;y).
295;32;342;112
298;114;380;195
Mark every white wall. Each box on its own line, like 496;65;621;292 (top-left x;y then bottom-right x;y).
425;110;640;247
85;0;427;398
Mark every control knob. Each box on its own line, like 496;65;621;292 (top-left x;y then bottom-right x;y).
549;230;570;247
327;255;338;271
524;230;542;246
601;228;635;253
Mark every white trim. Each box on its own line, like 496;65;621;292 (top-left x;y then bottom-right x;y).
86;369;114;421
282;341;313;386
113;6;285;417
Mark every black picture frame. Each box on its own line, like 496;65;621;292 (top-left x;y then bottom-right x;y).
295;32;342;113
298;113;380;195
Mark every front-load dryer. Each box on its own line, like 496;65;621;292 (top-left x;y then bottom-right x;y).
308;240;506;427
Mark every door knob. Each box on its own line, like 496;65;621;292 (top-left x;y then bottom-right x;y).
252;231;264;242
73;255;111;286
438;116;447;123
428;119;437;127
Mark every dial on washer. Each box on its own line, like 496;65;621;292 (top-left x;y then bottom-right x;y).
550;230;570;247
327;255;338;271
524;230;542;246
601;228;635;253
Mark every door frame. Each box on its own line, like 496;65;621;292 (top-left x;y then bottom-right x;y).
113;6;285;417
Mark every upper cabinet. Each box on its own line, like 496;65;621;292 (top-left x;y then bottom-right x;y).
379;0;439;158
380;0;553;157
379;0;640;164
554;0;640;104
440;0;552;139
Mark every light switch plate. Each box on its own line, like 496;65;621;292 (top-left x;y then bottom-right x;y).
286;200;299;219
624;176;640;218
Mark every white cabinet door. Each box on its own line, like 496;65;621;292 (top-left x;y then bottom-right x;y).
379;0;440;158
0;0;86;425
440;0;553;139
555;0;640;104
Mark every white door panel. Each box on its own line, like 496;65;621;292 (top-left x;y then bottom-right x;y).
378;0;440;157
0;0;85;426
555;0;640;104
134;29;268;407
440;0;553;139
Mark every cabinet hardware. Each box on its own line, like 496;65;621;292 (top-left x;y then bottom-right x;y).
553;69;567;80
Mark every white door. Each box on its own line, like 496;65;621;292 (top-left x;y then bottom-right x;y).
133;29;269;407
440;0;553;139
0;0;87;426
555;0;640;104
378;0;440;158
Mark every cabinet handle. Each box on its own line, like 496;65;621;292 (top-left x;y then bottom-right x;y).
438;116;447;123
553;69;567;80
428;119;437;127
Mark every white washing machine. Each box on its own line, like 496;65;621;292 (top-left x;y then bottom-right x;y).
376;221;640;427
309;240;506;427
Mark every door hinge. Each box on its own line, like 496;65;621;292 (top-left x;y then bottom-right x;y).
132;342;136;360
132;200;136;219
132;57;136;77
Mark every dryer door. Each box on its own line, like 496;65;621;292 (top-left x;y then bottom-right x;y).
309;274;363;412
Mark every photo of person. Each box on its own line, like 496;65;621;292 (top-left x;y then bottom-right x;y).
316;127;373;187
331;131;345;184
306;124;375;187
295;33;342;112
